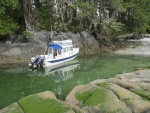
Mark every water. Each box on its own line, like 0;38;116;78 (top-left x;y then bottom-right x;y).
0;54;150;109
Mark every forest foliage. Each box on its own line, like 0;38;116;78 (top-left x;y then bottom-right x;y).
0;0;150;40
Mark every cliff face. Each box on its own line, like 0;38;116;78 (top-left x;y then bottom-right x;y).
0;31;100;64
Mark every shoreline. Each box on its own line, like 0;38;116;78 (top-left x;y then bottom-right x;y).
0;39;141;65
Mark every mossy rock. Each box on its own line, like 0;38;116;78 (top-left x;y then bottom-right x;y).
97;83;150;112
76;87;107;106
76;86;132;113
107;78;141;89
125;99;150;113
96;82;111;88
18;91;75;113
0;102;24;113
66;85;96;106
97;83;141;100
131;89;150;100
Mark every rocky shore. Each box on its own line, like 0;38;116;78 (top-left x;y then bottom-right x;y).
0;31;141;65
0;31;101;64
1;69;150;113
115;38;150;56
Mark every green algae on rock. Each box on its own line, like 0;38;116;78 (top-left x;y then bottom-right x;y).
18;91;74;113
67;85;132;113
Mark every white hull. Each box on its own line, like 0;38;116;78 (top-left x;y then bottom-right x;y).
43;52;78;68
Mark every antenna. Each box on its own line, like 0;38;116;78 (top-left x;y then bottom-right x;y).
50;23;53;41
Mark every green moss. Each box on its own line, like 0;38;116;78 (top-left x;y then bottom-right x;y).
76;90;92;103
124;99;135;109
73;110;82;113
83;89;107;106
18;95;71;113
100;105;124;113
131;89;150;100
96;82;110;88
76;88;107;107
23;30;33;38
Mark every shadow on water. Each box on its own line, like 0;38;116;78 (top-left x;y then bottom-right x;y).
0;54;150;109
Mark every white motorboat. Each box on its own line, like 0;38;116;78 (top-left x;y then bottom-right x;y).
28;39;79;68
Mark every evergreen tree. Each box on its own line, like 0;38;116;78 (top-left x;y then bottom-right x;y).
0;0;20;37
120;0;150;33
0;0;150;40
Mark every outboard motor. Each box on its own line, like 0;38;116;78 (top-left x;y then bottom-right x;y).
28;55;40;68
36;55;46;68
29;55;45;68
33;55;40;63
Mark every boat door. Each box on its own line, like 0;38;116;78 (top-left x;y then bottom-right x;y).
48;44;62;59
48;48;53;58
54;49;57;58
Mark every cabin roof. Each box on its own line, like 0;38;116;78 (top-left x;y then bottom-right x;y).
48;44;62;50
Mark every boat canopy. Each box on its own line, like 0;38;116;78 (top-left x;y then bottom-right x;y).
48;44;62;50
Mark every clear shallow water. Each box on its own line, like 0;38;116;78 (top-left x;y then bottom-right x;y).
0;54;150;109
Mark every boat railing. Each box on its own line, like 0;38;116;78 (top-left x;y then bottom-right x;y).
53;40;72;46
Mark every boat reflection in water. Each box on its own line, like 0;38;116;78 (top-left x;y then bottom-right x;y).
29;59;80;99
46;60;79;82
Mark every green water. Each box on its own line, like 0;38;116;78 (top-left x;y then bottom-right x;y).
0;54;150;109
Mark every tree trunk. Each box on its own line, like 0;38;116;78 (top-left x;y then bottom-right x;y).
59;0;68;31
23;0;34;31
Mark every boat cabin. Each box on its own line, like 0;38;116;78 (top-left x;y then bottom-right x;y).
47;40;73;59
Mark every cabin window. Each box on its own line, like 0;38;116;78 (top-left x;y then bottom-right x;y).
71;47;73;51
48;48;52;55
54;49;57;57
63;48;66;53
67;47;71;52
58;50;61;55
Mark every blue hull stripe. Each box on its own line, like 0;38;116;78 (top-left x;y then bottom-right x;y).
48;54;78;63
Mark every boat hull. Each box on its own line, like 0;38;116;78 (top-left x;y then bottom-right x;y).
43;53;78;68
